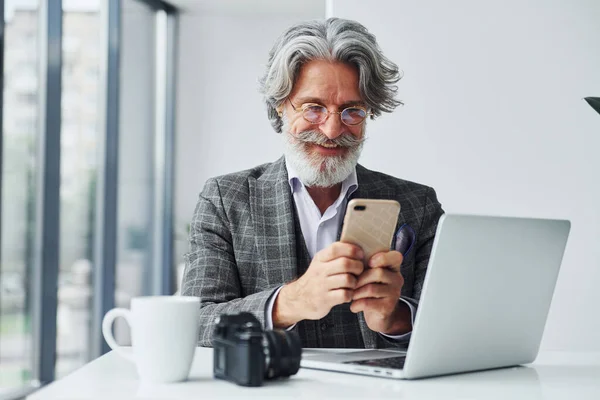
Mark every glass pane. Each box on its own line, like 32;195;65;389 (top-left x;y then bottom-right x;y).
113;0;156;344
0;0;38;391
55;2;101;378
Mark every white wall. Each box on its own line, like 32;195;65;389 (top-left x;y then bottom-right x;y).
174;2;326;260
329;0;600;351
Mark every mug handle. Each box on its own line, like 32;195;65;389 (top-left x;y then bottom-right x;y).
102;308;135;362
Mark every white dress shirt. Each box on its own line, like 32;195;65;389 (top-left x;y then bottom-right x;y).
265;159;415;341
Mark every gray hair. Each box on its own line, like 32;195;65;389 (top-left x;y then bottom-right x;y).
259;18;402;133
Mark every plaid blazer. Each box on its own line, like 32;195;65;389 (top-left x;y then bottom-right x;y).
182;157;444;347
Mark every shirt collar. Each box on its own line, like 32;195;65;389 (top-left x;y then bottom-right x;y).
285;157;359;199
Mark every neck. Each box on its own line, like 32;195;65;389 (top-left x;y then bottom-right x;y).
306;183;342;215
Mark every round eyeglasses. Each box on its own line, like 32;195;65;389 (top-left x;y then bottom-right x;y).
287;98;372;126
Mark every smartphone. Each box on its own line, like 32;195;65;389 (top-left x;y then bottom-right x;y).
340;198;401;263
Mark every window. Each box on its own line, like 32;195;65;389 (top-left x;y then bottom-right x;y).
56;4;101;379
0;0;177;394
114;1;157;341
0;1;39;392
17;92;36;105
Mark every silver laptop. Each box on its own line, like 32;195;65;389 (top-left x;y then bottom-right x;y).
301;214;571;379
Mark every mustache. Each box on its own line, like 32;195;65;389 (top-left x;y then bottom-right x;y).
294;130;365;148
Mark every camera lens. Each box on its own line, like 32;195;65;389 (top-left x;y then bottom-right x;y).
262;330;302;379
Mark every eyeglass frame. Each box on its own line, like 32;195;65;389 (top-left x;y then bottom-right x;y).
281;98;373;126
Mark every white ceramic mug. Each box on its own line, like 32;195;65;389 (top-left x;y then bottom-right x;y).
102;296;200;383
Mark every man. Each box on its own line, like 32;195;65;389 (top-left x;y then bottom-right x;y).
182;18;443;349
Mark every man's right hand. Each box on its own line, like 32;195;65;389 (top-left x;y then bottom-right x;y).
272;242;364;328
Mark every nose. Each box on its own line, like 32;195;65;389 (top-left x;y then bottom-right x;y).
319;111;345;140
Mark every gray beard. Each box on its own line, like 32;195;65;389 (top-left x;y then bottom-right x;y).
282;121;365;188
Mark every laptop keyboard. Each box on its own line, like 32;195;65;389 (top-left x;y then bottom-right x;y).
345;356;406;369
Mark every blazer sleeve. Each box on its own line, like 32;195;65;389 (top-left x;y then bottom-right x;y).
409;186;444;304
181;178;278;347
377;186;444;348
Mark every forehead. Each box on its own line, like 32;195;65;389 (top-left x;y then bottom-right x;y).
290;60;362;105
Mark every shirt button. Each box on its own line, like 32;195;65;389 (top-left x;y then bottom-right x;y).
320;322;328;332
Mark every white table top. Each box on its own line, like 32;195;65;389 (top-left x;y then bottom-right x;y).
28;348;600;399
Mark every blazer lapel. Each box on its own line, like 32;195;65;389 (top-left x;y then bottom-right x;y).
352;164;394;200
249;157;298;289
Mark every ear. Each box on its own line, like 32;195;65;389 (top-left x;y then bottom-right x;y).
276;104;283;117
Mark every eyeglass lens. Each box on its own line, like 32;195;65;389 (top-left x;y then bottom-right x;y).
303;105;366;126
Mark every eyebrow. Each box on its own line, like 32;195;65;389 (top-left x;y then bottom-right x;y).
294;97;366;109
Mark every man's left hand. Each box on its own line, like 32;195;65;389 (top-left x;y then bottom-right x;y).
350;250;412;335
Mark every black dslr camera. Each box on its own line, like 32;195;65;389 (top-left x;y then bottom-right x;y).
212;312;302;387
